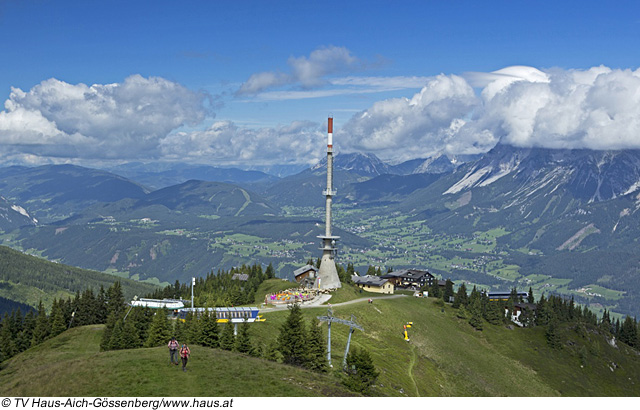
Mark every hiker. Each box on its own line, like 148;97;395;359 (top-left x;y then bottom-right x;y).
168;337;179;365
180;343;191;372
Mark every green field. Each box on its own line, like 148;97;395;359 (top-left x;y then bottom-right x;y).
2;293;639;397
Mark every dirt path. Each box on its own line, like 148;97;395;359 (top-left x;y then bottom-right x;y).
260;294;407;312
408;344;420;396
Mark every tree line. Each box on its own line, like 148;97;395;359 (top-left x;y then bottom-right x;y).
147;263;276;307
425;280;640;351
0;281;126;362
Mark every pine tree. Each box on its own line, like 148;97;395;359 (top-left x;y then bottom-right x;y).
619;316;638;348
200;310;220;348
443;279;454;303
452;283;468;308
306;317;328;372
484;301;503;325
144;309;172;348
343;347;379;395
546;319;563;349
109;320;125;350
0;318;17;361
188;312;202;345
468;298;483;331
49;299;67;337
174;317;186;345
235;321;253;355
31;301;51;347
101;312;119;351
527;287;535;304
122;319;141;349
430;280;441;298
277;303;308;367
19;311;36;352
262;339;282;362
106;281;125;317
220;321;236;351
265;263;276;279
536;295;551;326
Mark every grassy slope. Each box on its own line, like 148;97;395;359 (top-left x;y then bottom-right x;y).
0;325;353;397
1;294;639;397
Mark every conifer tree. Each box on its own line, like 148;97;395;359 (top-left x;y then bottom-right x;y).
49;299;67;337
484;300;503;325
262;339;282;362
31;301;51;347
220;321;236;351
106;281;125;317
468;298;483;331
266;263;276;279
235;321;253;355
535;295;551;326
122;319;141;349
277;303;308;367
0;318;17;361
128;307;152;346
453;283;468;308
96;286;108;324
343;347;379;395
430;280;441;298
109;320;125;350
443;279;454;303
101;312;119;351
306;317;328;372
546;319;563;349
619;316;638;348
188;312;202;345
174;317;186;345
527;287;535;304
144;309;172;348
200;310;220;348
20;311;36;352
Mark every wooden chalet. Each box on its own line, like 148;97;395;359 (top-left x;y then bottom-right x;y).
293;264;318;288
381;269;435;289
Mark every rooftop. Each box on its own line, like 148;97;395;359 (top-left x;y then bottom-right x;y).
351;275;389;287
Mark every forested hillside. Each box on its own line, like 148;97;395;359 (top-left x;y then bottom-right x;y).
0;245;158;311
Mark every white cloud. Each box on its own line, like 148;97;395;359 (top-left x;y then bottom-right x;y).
0;75;208;159
4;65;640;168
338;74;488;162
481;66;640;150
237;46;360;95
339;65;640;163
159;120;324;166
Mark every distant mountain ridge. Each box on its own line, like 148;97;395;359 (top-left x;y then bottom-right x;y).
105;162;280;190
0;165;149;223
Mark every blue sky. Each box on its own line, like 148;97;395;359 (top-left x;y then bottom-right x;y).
1;1;639;167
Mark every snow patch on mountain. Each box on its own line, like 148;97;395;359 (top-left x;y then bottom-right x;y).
443;166;492;195
10;204;38;224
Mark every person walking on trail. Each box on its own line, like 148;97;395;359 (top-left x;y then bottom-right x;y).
168;337;179;365
180;343;191;372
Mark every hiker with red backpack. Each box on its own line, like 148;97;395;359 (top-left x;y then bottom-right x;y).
180;343;191;372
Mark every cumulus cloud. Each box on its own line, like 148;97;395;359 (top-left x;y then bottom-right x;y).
339;65;640;163
4;65;640;167
159;120;324;166
0;75;208;160
237;46;360;95
338;74;488;162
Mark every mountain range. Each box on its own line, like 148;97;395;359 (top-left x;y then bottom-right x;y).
1;145;640;317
